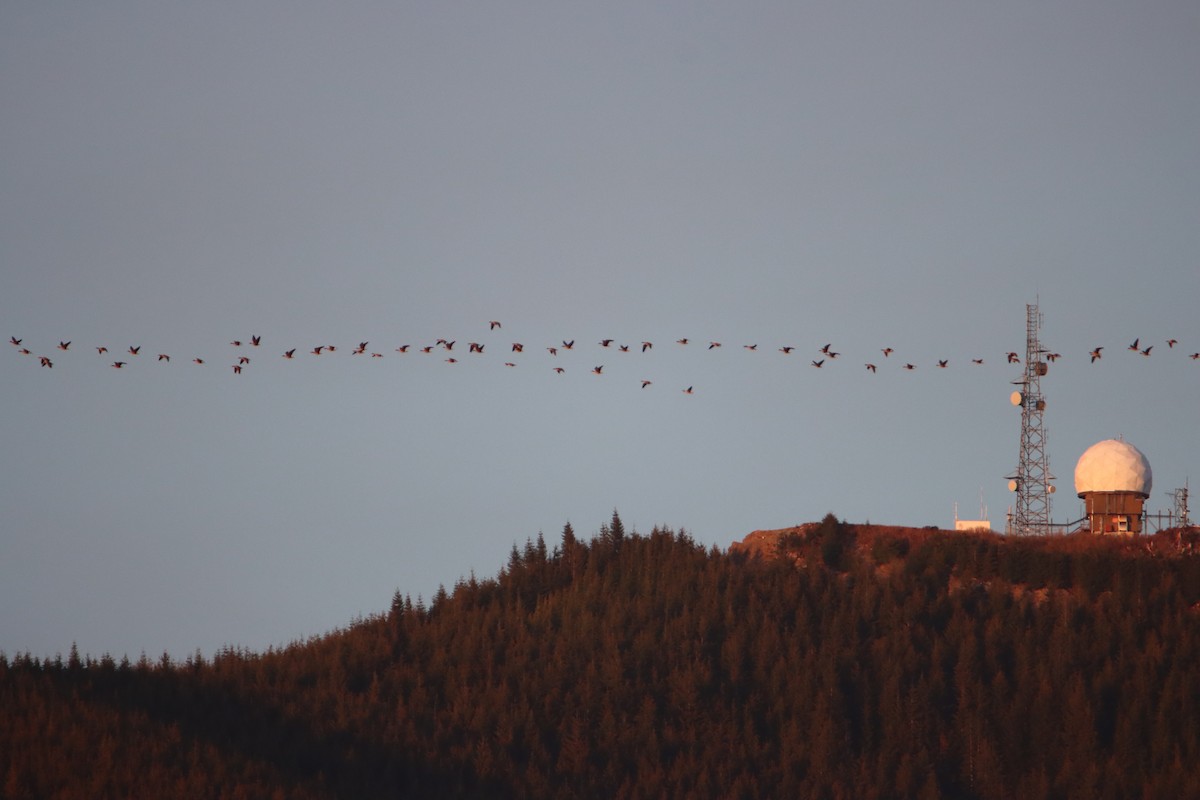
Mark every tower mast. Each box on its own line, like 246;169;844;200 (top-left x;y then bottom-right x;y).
1008;302;1053;535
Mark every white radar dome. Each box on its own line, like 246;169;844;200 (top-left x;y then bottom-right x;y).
1074;439;1152;497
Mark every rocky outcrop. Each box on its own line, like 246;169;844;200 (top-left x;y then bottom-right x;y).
727;524;814;559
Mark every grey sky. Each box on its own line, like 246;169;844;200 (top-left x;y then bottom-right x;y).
2;1;1197;660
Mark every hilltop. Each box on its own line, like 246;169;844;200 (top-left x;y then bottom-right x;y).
3;513;1199;799
731;519;1200;562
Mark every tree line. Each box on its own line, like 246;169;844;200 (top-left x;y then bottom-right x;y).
3;512;1199;798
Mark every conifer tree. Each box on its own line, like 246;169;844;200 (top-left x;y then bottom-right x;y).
608;509;626;550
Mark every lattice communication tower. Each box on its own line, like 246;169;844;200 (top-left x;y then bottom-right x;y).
1007;302;1054;535
1169;481;1191;528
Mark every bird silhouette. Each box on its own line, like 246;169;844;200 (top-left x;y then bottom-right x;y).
779;346;794;354
504;362;516;367
231;340;242;347
1140;345;1153;357
232;365;242;374
238;356;250;365
744;344;757;351
511;343;524;352
682;386;693;394
1190;353;1200;360
489;321;502;330
971;358;984;365
311;346;324;355
353;342;368;354
58;341;71;351
1128;338;1140;352
1167;338;1177;348
708;342;721;349
9;337;21;346
468;343;484;353
553;367;565;374
641;341;652;352
811;359;824;368
903;363;916;370
96;346;108;354
820;344;832;354
881;347;894;357
157;354;170;362
641;380;652;388
599;339;613;348
396;345;411;353
39;357;52;368
128;346;140;355
1046;353;1061;362
17;348;30;355
592;366;603;374
112;361;126;369
445;357;458;364
865;363;877;372
193;358;205;365
619;345;629;352
283;349;295;359
562;340;575;349
547;347;558;356
1090;347;1103;363
676;338;689;345
935;359;947;368
251;335;261;346
1006;352;1019;363
420;346;434;354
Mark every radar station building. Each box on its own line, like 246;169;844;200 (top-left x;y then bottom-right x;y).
1074;439;1152;535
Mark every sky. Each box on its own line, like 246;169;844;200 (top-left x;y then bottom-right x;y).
2;1;1197;661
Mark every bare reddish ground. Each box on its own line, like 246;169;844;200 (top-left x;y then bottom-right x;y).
728;522;1200;561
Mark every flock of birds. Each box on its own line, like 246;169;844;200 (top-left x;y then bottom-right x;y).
9;324;1199;393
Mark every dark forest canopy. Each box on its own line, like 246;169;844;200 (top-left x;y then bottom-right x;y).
3;513;1200;799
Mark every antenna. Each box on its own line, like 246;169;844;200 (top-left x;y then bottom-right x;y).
1007;302;1054;535
1169;480;1191;527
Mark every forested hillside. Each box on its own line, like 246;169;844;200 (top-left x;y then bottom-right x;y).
4;514;1200;799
